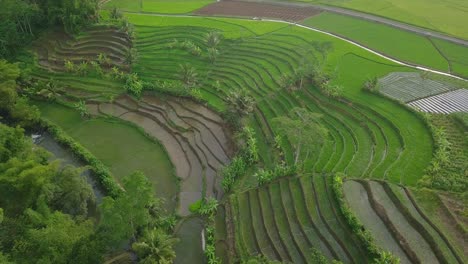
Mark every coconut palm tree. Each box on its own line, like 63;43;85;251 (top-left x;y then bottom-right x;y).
226;88;255;115
205;31;222;48
132;228;178;264
176;63;198;89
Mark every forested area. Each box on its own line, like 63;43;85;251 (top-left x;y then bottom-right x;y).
0;122;176;263
0;1;179;262
0;0;99;58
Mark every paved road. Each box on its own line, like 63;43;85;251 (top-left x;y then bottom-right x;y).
227;0;468;46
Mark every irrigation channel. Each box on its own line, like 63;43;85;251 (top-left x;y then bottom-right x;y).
32;132;105;203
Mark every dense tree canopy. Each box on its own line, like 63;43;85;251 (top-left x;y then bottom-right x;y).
0;60;39;126
0;0;99;58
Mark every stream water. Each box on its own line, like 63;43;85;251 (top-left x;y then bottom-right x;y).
33;132;105;202
33;132;206;263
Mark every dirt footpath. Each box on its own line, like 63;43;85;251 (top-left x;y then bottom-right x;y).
195;0;321;22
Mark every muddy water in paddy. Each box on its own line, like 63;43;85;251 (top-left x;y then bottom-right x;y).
93;94;234;216
344;180;410;263
89;94;234;263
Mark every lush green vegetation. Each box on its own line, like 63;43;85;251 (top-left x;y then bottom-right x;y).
0;0;99;58
2;0;465;262
0;123;177;263
35;102;178;211
103;0;214;14
287;0;468;39
304;12;468;78
128;15;432;186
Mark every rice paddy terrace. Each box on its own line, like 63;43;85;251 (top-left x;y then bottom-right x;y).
344;180;464;264
229;175;368;263
88;94;234;215
27;1;468;263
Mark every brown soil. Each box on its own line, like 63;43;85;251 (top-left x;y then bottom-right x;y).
194;0;321;22
92;94;234;216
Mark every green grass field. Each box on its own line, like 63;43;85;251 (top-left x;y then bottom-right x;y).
291;0;468;39
103;0;214;14
304;12;468;78
35;102;178;211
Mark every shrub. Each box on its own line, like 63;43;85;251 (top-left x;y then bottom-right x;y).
73;100;90;119
255;163;296;186
124;73;143;97
64;60;75;73
221;156;247;192
363;77;378;92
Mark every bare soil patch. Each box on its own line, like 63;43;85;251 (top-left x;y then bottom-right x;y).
194;1;321;22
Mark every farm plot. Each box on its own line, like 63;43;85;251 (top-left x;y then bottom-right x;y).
35;102;179;211
129;18;432;185
378;72;459;102
229;175;367;263
343;180;463;263
408;89;468;114
289;0;468;40
33;25;131;73
89;94;234;216
195;1;321;21
303;12;453;75
103;0;214;13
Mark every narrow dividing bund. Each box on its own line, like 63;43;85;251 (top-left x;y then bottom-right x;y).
91;94;233;216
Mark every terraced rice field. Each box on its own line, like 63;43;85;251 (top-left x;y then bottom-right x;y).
343;180;464;264
129;17;432;185
88;94;234;215
33;25;131;72
35;102;178;211
229;175;367;263
26;7;452;262
408;89;468;114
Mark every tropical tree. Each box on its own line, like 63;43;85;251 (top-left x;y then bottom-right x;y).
208;48;219;63
176;63;198;89
100;171;157;245
311;41;333;65
125;48;138;64
226;88;255;115
321;82;343;97
363;76;378;92
64;60;75;73
124;73;143;97
132;228;178;264
272;107;327;165
205;31;222;48
74;100;89;118
110;6;123;20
